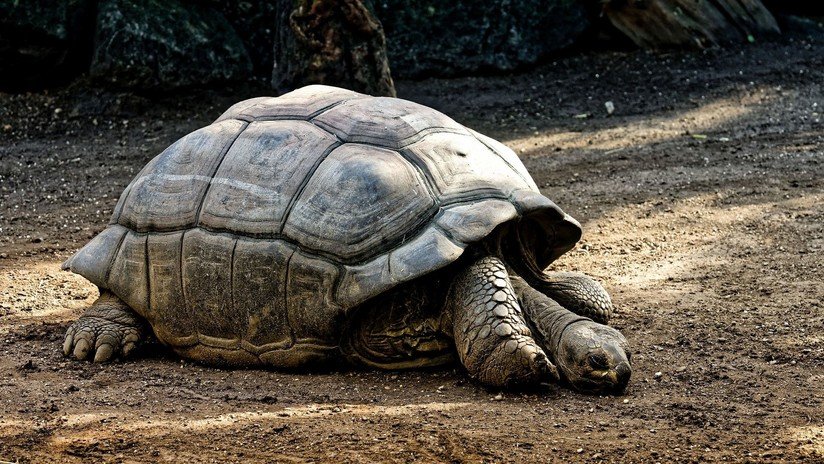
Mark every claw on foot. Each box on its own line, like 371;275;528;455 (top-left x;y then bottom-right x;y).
63;292;145;362
64;316;142;362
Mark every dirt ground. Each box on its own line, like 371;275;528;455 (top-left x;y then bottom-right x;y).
1;33;822;463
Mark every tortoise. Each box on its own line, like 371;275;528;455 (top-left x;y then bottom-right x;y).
62;85;631;392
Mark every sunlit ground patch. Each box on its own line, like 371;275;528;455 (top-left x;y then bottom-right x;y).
563;192;823;292
0;260;97;329
503;93;763;154
788;425;824;458
39;401;473;450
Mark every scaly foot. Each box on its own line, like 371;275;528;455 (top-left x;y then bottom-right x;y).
64;291;146;362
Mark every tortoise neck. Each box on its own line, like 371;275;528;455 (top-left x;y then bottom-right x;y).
510;276;590;365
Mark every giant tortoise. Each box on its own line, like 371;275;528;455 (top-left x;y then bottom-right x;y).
62;85;631;392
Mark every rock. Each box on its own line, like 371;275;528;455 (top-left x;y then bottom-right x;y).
605;101;615;115
19;359;38;371
0;0;95;90
374;0;589;78
90;0;252;89
598;0;781;49
214;0;278;78
272;0;395;96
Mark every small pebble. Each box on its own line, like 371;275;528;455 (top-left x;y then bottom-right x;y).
605;101;615;115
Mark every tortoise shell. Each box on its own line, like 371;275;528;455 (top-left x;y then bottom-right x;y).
63;85;581;365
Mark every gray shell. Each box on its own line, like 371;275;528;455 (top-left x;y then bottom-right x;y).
63;85;581;364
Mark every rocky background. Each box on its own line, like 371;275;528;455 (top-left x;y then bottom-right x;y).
1;0;822;93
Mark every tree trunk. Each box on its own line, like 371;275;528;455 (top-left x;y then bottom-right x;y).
600;0;781;49
272;0;395;97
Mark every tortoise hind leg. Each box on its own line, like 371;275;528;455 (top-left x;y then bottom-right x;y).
342;282;455;369
449;256;558;388
533;272;613;324
64;290;147;362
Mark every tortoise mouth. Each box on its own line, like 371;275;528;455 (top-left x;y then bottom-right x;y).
562;364;632;394
576;363;632;393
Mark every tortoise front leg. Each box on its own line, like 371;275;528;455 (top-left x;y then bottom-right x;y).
532;272;613;324
64;290;147;362
448;256;558;388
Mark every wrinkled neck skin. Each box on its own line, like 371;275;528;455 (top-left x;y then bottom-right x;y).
509;276;587;368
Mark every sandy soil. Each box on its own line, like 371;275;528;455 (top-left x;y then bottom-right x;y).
1;35;822;463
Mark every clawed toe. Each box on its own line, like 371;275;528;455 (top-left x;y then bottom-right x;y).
63;316;142;362
498;335;559;386
529;349;559;381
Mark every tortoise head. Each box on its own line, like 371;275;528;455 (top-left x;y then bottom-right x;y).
555;322;631;393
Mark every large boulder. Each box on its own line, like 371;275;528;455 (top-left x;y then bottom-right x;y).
0;0;95;90
374;0;589;79
90;0;252;89
215;0;278;78
598;0;781;49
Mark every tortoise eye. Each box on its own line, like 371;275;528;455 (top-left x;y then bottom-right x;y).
587;353;609;370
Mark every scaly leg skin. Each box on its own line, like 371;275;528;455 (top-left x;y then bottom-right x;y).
342;281;455;369
533;272;613;324
512;276;631;393
63;290;146;362
449;256;558;388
